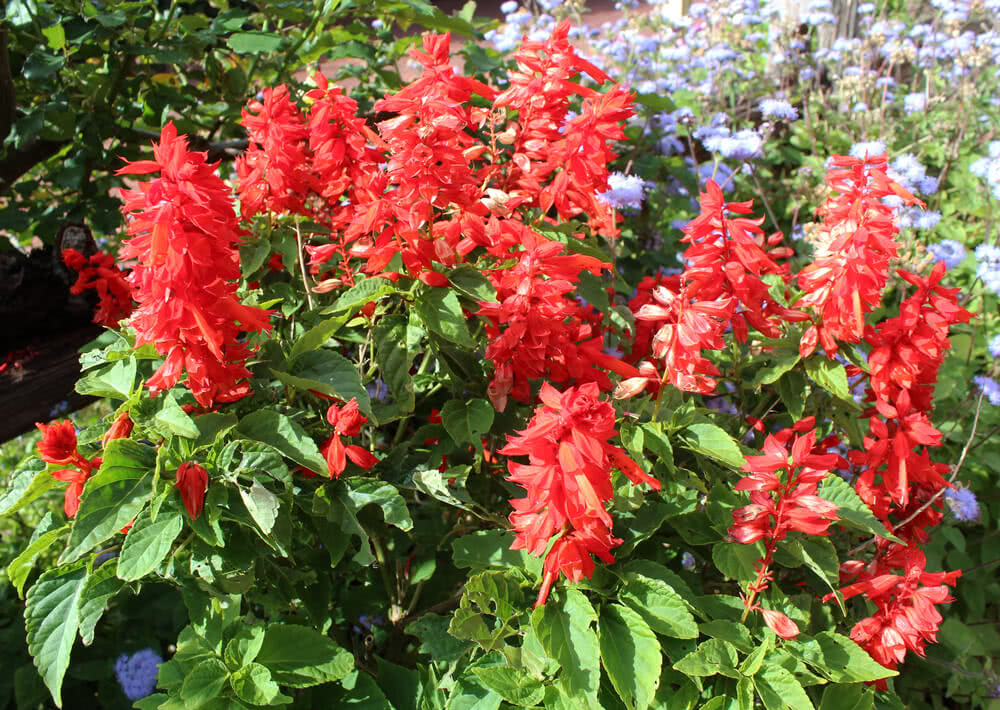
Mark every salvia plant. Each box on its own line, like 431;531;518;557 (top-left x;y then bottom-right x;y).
4;8;1000;710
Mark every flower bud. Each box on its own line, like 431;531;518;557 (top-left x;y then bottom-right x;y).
175;462;208;520
102;413;134;448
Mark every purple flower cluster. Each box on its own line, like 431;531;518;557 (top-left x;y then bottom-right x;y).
114;649;162;701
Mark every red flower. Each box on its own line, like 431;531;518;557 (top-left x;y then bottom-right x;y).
501;383;658;605
117;122;273;408
175;462;208;520
62;248;134;327
51;464;95;518
101;413;134;448
320;399;378;478
759;608;800;640
36;420;80;466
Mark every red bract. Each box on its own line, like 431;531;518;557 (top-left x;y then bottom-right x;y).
36;420;80;466
117;122;273;408
729;420;842;621
320;398;378;478
175;462;208;520
61;248;134;327
795;154;921;358
101;413;134;448
500;383;659;606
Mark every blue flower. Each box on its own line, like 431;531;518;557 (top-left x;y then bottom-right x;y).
717;129;763;161
928;240;966;269
759;98;798;120
974;374;1000;406
849;140;886;159
681;552;696;570
975;244;1000;296
597;172;648;210
989;334;1000;358
500;0;518;13
944;486;980;522
914;211;941;231
114;649;162;700
903;92;927;114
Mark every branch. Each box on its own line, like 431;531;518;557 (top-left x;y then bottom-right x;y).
0;137;68;195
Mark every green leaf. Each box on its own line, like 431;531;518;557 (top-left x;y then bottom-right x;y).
237;410;327;474
227;31;283;54
181;658;230;706
153;392;199;438
406;614;473;663
255;624;354;687
25;561;88;707
77;560;124;646
681;423;745;469
737;676;755;710
441;398;494;446
449;571;524;651
449;265;497;303
225;626;266;670
231;662;290;705
451;530;542;578
239;481;281;535
341;479;412;532
620;572;698;639
599;603;661;710
817;476;900;542
76;357;136;399
191;413;239;451
620;560;699;613
275;349;371;416
62;440;156;563
415;286;474;347
411;465;476;511
798;536;840;598
739;634;772;676
9;525;68;598
23;50;64;79
117;505;184;581
776;369;807;420
469;666;544;707
373;314;419;418
673;639;739;679
0;460;59;518
531;589;600;697
804;356;856;406
712;542;763;582
786;632;897;683
698;620;753;653
751;346;800;387
323;277;397;314
819;684;875;710
752;665;814;710
42;24;66;50
289;315;349;360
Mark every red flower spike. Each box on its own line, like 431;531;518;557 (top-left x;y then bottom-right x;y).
175;462;208;520
501;383;656;605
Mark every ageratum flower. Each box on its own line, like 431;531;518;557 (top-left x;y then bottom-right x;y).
989;333;1000;358
114;649;162;701
974;375;1000;405
759;98;798;120
927;240;966;269
596;172;647;210
944;486;980;522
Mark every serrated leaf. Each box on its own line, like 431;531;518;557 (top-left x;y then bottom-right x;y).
449;265;497;303
62;440;156;563
531;589;600;697
323;277;397;314
117;505;184;582
9;526;68;598
231;662;289;705
786;632;897;683
451;530;542;578
237;410;327;474
712;542;763;582
373;314;419;418
191;413;239;451
798;536;840;601
239;481;280;534
469;666;544;707
341;479;412;532
415;286;474;346
153;392;199;438
682;423;745;469
673;639;739;678
599;603;661;710
274;349;371;416
255;624;354;687
751;346;800;387
698;620;753;653
804;356;856;407
406;614;473;662
817;476;901;542
620;573;698;639
25;561;88;707
441;398;494;445
181;658;230;705
225;626;266;670
753;665;814;710
289;315;350;360
78;560;124;646
0;460;58;518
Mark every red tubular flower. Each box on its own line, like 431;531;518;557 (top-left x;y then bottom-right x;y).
101;413;134;448
175;462;208;520
117;122;273;408
501;383;659;606
36;420;80;466
62;248;134;327
52;466;92;518
320;398;378;478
